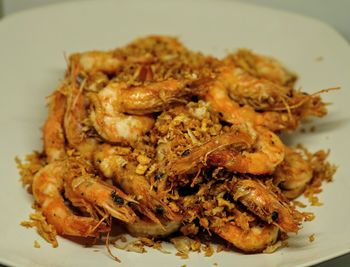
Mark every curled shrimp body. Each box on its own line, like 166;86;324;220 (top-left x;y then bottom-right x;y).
43;90;66;162
228;49;297;86
207;126;285;175
231;179;300;233
32;162;108;237
273;147;313;199
89;82;155;143
69;51;122;75
205;66;297;131
212;223;279;253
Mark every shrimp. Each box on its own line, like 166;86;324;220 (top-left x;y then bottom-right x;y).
63;82;97;159
69;51;122;75
222;53;327;119
228;49;297;86
205;66;298;131
164;127;255;177
89;83;155;143
115;79;203;115
43;90;66;162
230;179;300;233
212;222;279;253
126;218;181;238
273;147;313;199
68;174;137;223
32;162;108;237
207;126;285;175
93;144;181;224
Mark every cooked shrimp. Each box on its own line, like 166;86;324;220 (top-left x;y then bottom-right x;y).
69;51;122;75
222;54;327;119
89;82;155;143
43;90;66;162
126;218;181;238
212;222;279;253
115;79;202;115
93;144;181;224
165;128;255;177
207;126;285;175
205;66;297;131
228;49;297;86
63;84;97;158
230;179;300;233
69;174;137;223
273;147;313;199
32;162;108;237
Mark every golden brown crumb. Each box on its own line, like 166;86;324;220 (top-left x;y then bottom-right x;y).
310;125;316;132
309;234;316;242
21;210;58;248
263;241;285;253
176;251;189;259
34;240;40;248
292;200;307;208
203;244;214;257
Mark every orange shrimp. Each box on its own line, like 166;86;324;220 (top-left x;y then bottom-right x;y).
89;83;155;143
43;90;66;162
164;128;255;177
93;144;181;224
228;49;297;86
207;126;285;175
69;51;122;75
69;174;137;223
32;162;108;237
205;66;297;131
212;222;279;253
273;147;313;199
230;179;300;233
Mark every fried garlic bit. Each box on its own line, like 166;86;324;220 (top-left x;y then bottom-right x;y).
18;35;336;258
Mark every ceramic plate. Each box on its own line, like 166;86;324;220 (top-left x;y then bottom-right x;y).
0;0;349;266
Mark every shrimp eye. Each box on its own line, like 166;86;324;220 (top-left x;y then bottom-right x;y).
111;191;124;205
155;172;164;180
76;73;85;85
271;211;279;221
181;149;191;157
155;205;164;215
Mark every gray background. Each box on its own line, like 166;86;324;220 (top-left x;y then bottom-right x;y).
0;0;349;267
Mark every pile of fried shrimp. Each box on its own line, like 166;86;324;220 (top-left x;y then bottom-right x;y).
17;35;337;258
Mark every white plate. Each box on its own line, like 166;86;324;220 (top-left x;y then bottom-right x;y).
1;0;350;266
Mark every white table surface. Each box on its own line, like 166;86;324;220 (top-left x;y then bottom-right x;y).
0;1;349;267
